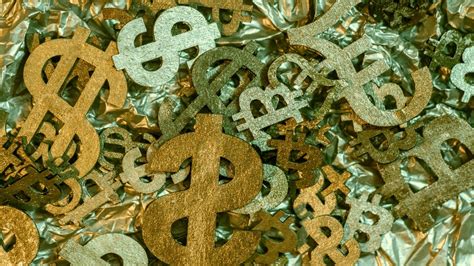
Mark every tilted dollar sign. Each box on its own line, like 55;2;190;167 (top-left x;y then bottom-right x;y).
18;27;127;177
177;0;253;36
143;114;262;264
113;6;221;87
156;42;264;147
344;192;394;253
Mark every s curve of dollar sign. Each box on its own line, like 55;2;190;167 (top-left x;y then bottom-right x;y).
113;6;221;87
143;114;262;264
19;27;127;177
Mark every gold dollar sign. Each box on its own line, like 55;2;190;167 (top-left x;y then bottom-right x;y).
143;114;262;264
18;27;127;177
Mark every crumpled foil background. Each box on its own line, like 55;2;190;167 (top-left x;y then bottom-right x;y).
0;0;473;265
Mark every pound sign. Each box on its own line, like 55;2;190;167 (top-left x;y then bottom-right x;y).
113;6;221;87
19;27;127;177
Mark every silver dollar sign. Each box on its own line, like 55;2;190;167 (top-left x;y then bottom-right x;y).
113;6;221;87
451;46;474;102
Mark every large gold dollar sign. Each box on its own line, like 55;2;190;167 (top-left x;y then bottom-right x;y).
18;27;127;177
143;114;262;264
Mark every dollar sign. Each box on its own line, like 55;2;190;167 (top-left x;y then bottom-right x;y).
268;131;323;188
143;114;262;264
380;115;474;231
428;30;474;72
252;211;297;264
177;0;253;36
113;6;221;87
0;206;39;265
156;42;264;147
344;192;394;253
451;46;474;102
233;85;308;151
350;121;424;163
293;176;336;219
60;233;148;265
18;27;127;177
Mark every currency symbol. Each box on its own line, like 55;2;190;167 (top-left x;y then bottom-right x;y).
451;46;474;102
301;216;360;265
427;30;474;73
252;211;297;264
379;115;474;231
0;166;63;209
19;27;127;178
288;0;432;127
177;0;253;36
113;6;221;87
60;170;121;225
268;131;322;188
293;175;336;219
0;206;39;265
320;165;350;197
233;85;308;151
157;42;264;147
26;32;95;89
0;136;29;177
143;114;262;264
350;121;424;163
120;147;190;193
344;192;394;253
234;164;288;214
45;178;82;215
268;53;336;94
60;233;148;265
294;175;360;264
98;127;149;171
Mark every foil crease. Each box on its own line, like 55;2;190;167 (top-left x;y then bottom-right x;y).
0;0;472;265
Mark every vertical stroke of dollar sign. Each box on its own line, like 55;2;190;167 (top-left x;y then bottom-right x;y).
18;28;127;177
143;114;262;264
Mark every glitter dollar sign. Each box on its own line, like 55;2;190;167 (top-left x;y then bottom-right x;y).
113;6;221;87
143;114;262;264
18;27;127;177
451;46;474;102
